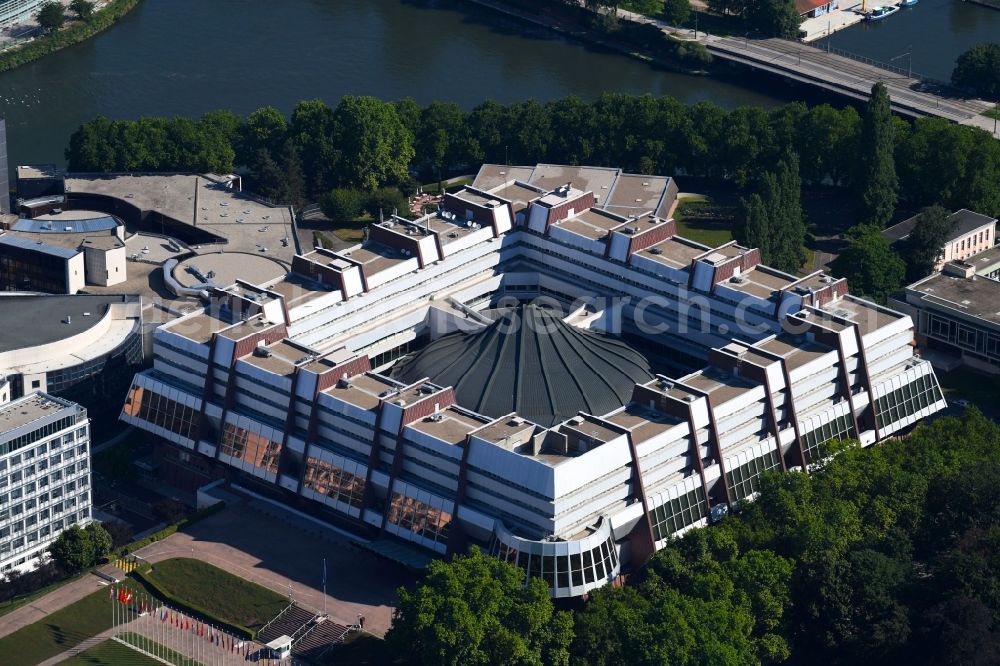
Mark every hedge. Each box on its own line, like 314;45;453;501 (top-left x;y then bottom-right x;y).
0;0;143;74
111;500;227;561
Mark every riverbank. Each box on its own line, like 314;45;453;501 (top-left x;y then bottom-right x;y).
464;0;713;74
0;0;142;74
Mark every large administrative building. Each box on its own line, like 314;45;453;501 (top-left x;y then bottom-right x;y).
121;164;946;598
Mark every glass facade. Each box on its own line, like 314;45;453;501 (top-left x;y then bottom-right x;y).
0;244;69;293
385;491;454;550
874;372;943;431
302;456;366;511
220;422;281;475
122;385;200;442
800;413;856;466
649;485;707;541
725;449;781;502
488;518;619;597
0;410;90;572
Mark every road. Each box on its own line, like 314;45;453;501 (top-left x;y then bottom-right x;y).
610;6;997;137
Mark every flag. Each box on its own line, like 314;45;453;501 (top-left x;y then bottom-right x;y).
161;610;168;623
123;590;133;605
108;585;115;599
200;623;205;636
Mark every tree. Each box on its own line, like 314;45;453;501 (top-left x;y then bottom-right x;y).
951;43;1000;101
662;0;692;24
737;193;770;257
49;525;95;574
363;187;407;220
321;188;365;222
857;83;899;227
289;99;336;200
736;153;806;273
745;0;801;38
86;523;113;562
69;0;94;19
831;224;905;303
36;2;65;33
386;547;573;666
331;96;414;191
902;205;951;281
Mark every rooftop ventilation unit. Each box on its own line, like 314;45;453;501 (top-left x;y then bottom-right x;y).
649;247;663;255
253;347;272;358
428;413;445;422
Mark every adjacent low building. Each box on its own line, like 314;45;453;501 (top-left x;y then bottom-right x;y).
0;393;92;573
121;164;945;598
0;216;128;293
895;258;1000;374
0;294;143;435
883;208;998;271
0;0;44;28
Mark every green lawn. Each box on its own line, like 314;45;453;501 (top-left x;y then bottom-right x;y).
982;107;1000;122
673;197;735;247
420;177;473;195
59;639;163;666
140;558;287;631
0;588;115;666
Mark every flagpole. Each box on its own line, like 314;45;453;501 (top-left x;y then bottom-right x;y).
323;557;327;617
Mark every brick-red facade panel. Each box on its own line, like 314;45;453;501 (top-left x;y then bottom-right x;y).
401;387;457;426
316;356;374;392
628;219;676;255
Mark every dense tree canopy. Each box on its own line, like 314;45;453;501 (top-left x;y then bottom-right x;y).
830;224;905;304
951;43;1000;101
65;93;1000;230
901;205;951;282
386;547;573;666
383;409;1000;665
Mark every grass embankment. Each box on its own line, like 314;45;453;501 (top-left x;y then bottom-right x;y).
135;558;286;634
0;0;143;74
672;196;735;247
0;572;87;619
983;107;1000;122
58;639;163;666
0;588;114;666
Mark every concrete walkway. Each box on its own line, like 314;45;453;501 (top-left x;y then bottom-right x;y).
134;498;409;637
0;568;119;641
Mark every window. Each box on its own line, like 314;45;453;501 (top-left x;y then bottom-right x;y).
875;373;943;430
122;385;200;441
302;457;366;510
30;380;40;389
220;423;281;474
726;449;782;502
649;486;707;541
801;413;856;465
385;492;453;546
958;326;977;349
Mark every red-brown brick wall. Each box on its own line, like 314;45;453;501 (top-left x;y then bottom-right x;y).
401;387;457;426
628;219;676;255
316;356;374;392
232;324;289;359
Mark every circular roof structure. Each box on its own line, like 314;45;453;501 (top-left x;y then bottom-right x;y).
173;252;286;289
393;304;653;427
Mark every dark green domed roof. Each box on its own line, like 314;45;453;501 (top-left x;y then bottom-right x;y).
393;304;653;427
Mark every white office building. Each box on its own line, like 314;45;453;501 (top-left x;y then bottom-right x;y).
0;393;92;573
121;164;946;597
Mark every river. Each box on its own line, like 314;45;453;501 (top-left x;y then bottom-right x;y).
0;0;783;167
829;0;1000;82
